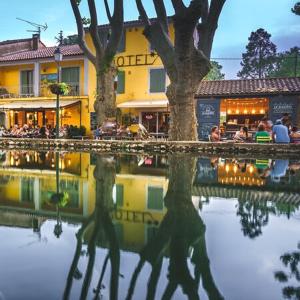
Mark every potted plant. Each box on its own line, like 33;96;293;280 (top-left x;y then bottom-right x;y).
48;82;70;96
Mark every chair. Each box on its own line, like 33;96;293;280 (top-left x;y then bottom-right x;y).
256;136;272;143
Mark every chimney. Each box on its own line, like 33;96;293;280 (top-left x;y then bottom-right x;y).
32;34;40;50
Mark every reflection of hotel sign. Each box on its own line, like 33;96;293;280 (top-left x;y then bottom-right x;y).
273;102;294;114
111;209;159;225
114;54;159;67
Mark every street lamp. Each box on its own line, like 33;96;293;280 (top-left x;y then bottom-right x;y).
54;47;63;139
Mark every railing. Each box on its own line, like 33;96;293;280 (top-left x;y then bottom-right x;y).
0;82;81;98
0;85;34;98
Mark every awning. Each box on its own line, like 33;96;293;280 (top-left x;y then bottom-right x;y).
0;100;80;110
117;100;168;108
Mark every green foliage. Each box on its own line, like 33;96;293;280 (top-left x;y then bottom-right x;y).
62;34;79;46
292;2;300;15
50;192;70;207
270;47;300;78
204;61;225;80
0;87;8;95
49;83;70;95
237;28;278;79
81;17;91;25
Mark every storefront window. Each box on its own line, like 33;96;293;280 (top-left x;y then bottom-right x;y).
141;112;169;133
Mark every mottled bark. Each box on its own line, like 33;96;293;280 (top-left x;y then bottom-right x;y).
94;65;117;125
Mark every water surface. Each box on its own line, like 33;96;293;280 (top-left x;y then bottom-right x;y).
0;151;299;300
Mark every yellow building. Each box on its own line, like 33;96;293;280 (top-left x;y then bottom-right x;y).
0;19;172;135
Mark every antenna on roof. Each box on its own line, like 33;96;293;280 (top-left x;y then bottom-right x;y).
16;17;48;36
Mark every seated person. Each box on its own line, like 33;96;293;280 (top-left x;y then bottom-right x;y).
233;126;249;142
255;124;271;143
290;126;300;143
210;126;220;142
272;119;290;144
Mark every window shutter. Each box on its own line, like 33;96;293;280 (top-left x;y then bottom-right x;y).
147;186;164;210
61;67;80;84
116;184;124;207
117;71;125;94
150;69;166;93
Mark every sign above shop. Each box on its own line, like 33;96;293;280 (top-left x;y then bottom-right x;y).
114;53;159;68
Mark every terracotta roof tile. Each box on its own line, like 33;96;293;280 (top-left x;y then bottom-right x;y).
196;77;300;97
0;44;83;63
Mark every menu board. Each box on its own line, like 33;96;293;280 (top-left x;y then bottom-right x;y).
269;96;299;124
196;99;220;140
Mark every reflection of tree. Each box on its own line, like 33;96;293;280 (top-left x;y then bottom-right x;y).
237;199;300;239
126;155;223;300
63;155;120;300
237;200;272;239
274;242;300;299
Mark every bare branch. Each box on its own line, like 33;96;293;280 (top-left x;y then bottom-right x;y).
153;0;169;33
105;0;124;63
171;0;186;13
198;0;226;58
135;0;151;26
104;0;112;23
70;0;96;66
87;0;104;57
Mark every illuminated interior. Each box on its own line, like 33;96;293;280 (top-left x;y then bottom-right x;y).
220;98;269;133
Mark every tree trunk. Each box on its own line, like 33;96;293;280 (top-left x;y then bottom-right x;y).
167;85;198;141
94;65;117;126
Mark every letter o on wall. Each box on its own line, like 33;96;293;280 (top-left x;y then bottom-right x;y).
117;56;125;67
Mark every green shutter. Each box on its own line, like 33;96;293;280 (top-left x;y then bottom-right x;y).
21;70;33;95
117;71;125;94
147;186;164;210
150;69;166;93
21;178;34;203
116;184;124;207
61;67;80;84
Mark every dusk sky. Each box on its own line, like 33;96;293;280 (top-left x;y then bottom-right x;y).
0;0;299;78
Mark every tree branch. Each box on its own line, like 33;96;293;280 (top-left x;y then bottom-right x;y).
198;0;226;58
105;0;124;63
70;0;96;66
135;0;151;26
171;0;186;13
104;0;112;22
87;0;104;57
153;0;169;33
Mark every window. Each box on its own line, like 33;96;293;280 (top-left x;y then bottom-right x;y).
61;67;80;95
149;69;166;93
20;70;34;96
116;184;124;207
117;70;125;94
147;186;164;210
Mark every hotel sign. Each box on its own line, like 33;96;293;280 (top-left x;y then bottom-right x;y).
114;53;159;68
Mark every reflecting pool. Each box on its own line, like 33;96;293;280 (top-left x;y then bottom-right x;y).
0;150;299;300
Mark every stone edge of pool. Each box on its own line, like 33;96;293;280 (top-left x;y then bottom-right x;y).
1;138;300;158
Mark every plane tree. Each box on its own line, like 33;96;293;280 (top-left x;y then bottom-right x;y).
70;0;123;125
135;0;226;140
